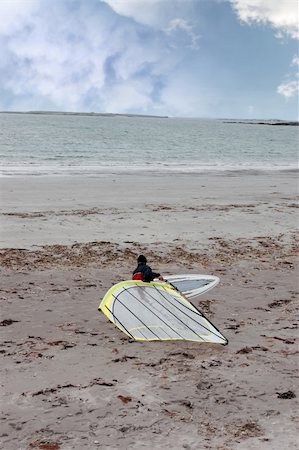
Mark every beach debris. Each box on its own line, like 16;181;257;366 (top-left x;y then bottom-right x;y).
209;359;222;367
135;357;167;368
49;287;69;292
168;352;195;359
225;323;240;330
45;339;71;347
254;307;270;311
279;349;299;357
0;232;297;270
161;403;193;422
197;299;214;315
268;299;292;308
228;420;263;439
3;337;77;360
180;400;193;409
263;410;280;417
277;390;296;399
31;385;76;397
112;355;138;362
25;378;115;397
251;346;269;351
90;378;115;387
237;345;269;354
236;347;253;354
0;319;19;326
162;408;177;418
261;335;295;344
196;381;212;390
224;319;246;333
29;441;61;449
117;395;132;404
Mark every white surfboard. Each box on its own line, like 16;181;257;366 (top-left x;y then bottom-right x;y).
163;274;220;300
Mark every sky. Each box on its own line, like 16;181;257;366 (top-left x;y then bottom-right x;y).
0;0;298;119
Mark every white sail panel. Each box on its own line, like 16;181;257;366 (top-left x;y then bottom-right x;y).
99;280;227;344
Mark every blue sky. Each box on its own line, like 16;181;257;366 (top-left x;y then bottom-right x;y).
0;0;298;119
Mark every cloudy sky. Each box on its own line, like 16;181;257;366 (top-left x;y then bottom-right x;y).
0;0;298;119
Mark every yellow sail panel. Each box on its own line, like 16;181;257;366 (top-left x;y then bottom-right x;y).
99;280;227;344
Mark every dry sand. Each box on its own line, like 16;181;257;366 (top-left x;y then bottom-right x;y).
0;172;298;450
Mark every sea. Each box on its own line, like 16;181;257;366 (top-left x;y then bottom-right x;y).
0;113;298;176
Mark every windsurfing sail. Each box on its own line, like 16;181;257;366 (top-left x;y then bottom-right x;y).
99;280;227;344
164;274;220;299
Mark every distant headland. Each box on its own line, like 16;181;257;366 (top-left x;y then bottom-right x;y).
223;120;298;126
0;110;168;119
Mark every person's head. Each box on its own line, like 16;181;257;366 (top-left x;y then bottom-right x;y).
137;254;147;264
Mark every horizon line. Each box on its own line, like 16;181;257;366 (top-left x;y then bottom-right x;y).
0;110;298;123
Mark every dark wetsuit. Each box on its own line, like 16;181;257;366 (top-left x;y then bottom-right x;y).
132;262;160;282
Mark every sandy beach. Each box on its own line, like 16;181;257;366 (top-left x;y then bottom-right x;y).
0;171;298;450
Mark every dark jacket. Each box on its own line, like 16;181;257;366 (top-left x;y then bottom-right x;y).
132;262;160;282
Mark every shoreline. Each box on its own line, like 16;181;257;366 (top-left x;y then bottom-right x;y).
1;167;298;178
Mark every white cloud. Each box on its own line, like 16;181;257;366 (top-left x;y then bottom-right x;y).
277;80;298;98
1;4;108;109
292;56;299;66
104;0;200;49
159;70;208;117
0;0;203;114
166;19;200;49
103;79;154;113
1;0;198;115
0;0;181;113
102;0;164;27
0;0;39;34
277;54;299;99
230;0;299;39
231;1;299;102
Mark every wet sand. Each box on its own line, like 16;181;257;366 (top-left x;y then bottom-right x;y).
0;172;298;449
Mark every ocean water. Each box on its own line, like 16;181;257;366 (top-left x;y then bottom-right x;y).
0;113;298;176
